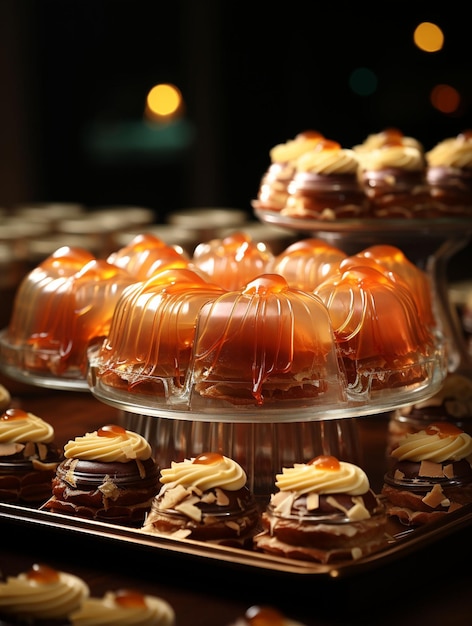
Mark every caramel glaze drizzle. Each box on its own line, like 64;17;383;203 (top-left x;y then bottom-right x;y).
245;605;289;625
425;421;463;438
307;455;341;471
1;408;29;421
192;452;224;465
26;563;60;584
97;424;127;438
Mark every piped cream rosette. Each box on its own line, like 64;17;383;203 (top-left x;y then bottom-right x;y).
70;589;175;626
390;422;472;463
271;455;373;522
159;452;247;492
0;408;55;444
0;563;89;621
63;424;152;463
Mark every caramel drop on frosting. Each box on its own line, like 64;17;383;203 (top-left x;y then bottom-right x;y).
295;129;324;141
315;139;341;152
425;421;463;438
97;424;127;438
1;408;28;421
114;589;147;608
245;605;286;625
193;452;224;465
26;563;60;584
308;455;341;470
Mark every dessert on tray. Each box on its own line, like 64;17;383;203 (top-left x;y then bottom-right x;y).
253;454;388;563
142;452;260;547
0;408;62;504
0;563;89;625
356;133;431;218
382;421;472;525
43;424;159;526
426;130;472;216
69;589;175;626
253;130;325;213
281;139;370;220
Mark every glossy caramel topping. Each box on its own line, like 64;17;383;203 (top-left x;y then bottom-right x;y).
308;455;341;470
0;409;54;443
114;589;147;608
426;132;472;168
391;421;472;462
245;605;292;625
0;564;89;620
64;426;152;462
159;454;247;491
26;563;60;584
97;424;127;438
275;457;370;495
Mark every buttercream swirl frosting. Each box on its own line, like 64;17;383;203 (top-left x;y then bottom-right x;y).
296;140;359;175
275;456;370;496
64;424;152;462
391;422;472;463
70;590;175;626
426;133;472;169
0;564;89;621
358;145;425;171
159;452;247;491
0;408;54;443
270;131;324;163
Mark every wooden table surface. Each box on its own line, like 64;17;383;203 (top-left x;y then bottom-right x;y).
1;376;472;626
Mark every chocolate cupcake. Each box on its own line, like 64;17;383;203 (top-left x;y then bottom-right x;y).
253;455;387;563
44;424;159;526
0;408;62;504
382;421;472;525
142;452;260;547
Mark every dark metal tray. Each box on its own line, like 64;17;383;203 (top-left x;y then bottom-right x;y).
1;499;471;580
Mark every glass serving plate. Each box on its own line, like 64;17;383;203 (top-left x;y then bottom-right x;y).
87;345;446;423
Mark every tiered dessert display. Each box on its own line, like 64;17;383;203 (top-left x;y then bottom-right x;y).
0;128;471;576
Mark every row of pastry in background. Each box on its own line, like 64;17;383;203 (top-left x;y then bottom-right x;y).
253;129;472;219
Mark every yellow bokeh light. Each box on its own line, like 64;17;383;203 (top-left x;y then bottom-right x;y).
430;83;461;114
413;22;444;52
145;83;183;121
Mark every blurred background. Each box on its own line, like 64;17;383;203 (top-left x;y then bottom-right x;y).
0;0;471;278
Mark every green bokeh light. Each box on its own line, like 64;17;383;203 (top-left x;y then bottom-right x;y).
349;67;378;96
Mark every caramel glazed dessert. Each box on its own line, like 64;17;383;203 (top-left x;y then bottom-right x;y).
0;408;62;504
0;562;176;626
253;455;388;564
382;421;472;526
44;424;159;526
142;452;260;546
